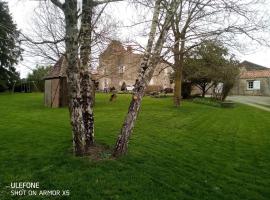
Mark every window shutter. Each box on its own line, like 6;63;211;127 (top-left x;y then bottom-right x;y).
254;81;261;90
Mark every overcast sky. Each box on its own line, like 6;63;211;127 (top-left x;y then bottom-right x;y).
6;0;270;78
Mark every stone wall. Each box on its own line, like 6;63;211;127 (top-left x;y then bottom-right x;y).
98;41;173;91
231;77;270;96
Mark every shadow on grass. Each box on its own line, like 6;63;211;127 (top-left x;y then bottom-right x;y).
87;143;115;161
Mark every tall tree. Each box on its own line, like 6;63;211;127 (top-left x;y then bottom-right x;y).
113;0;180;157
23;0;121;154
170;0;269;107
183;40;239;98
50;0;121;156
0;1;22;92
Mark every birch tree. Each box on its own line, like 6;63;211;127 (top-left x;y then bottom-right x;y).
50;0;121;156
22;1;118;65
113;0;180;157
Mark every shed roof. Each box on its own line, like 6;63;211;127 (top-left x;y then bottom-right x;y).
44;56;99;80
44;56;67;79
240;69;270;79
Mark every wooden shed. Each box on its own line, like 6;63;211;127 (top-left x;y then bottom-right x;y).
44;57;69;108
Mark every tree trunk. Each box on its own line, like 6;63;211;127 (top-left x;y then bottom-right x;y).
173;39;185;107
113;0;175;157
113;57;160;157
173;66;182;106
80;70;95;150
64;0;86;156
201;83;206;97
91;81;96;107
202;90;206;97
113;86;145;156
80;0;95;151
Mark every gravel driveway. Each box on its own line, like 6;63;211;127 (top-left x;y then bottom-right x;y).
227;96;270;112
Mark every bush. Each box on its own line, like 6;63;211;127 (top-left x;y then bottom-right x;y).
0;83;8;92
193;97;221;107
182;82;192;99
164;88;173;94
193;97;235;108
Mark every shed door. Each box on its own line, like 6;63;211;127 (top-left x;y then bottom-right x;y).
51;79;60;108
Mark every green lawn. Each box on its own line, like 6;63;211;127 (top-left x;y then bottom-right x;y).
0;93;270;200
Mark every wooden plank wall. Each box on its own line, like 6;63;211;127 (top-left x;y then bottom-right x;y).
44;80;52;107
51;79;60;108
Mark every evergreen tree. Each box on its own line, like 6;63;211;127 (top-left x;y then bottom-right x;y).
0;1;22;92
183;40;239;99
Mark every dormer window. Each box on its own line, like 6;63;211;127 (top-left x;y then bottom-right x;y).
119;65;125;74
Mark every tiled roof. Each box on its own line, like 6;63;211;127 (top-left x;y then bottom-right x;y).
240;69;270;79
240;61;268;71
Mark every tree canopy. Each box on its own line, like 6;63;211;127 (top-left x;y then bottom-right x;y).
27;65;51;92
0;1;22;92
183;40;240;99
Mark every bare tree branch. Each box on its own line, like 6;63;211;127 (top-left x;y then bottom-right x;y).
50;0;64;10
93;0;123;6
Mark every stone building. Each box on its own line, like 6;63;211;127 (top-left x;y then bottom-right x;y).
97;40;173;91
44;41;173;107
231;61;270;96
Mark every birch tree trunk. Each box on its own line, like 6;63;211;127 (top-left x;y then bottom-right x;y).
112;57;161;157
113;0;176;157
63;0;86;156
51;0;123;156
80;0;95;150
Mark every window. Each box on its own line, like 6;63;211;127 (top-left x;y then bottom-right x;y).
247;80;260;90
247;81;254;89
119;65;125;74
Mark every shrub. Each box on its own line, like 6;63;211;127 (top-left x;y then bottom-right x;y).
164;88;173;94
193;97;235;108
193;97;221;107
182;82;192;99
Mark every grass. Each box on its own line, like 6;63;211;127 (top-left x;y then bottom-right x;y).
0;93;270;200
254;103;270;109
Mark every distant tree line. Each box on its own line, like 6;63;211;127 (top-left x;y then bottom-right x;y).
26;65;51;92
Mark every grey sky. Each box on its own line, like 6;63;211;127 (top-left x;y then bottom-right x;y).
6;0;270;78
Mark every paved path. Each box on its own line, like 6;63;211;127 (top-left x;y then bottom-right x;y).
227;96;270;112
